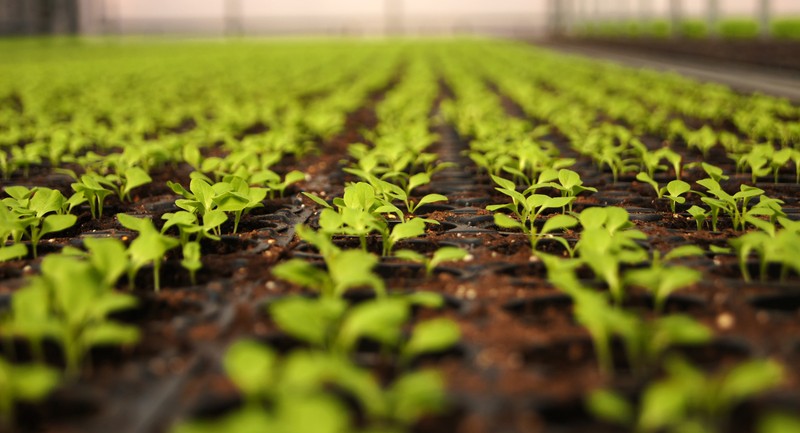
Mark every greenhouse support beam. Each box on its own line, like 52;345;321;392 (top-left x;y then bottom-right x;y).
759;0;771;39
669;0;682;38
707;0;719;37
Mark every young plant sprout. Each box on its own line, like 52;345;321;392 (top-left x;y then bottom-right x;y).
588;357;783;433
0;357;60;427
117;214;180;291
271;225;385;298
488;174;577;252
71;173;113;219
3;254;139;376
2;186;77;257
395;246;470;276
664;180;691;213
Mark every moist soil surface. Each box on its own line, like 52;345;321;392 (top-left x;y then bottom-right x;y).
3;82;800;433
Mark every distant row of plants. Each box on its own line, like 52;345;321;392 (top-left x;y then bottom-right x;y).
579;17;800;40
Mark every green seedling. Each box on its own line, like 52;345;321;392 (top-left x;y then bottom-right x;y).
399;172;449;214
661;148;683;180
9;145;42;178
632;141;666;178
588;357;783;433
729;223;800;282
382;217;426;256
488;175;576;251
0;357;60;427
342;169;448;217
701;162;729;182
217;176;267;233
252;169;305;198
272;225;385;298
169;177;262;234
161;210;226;244
769;148;793;183
3;187;77;257
698;179;774;231
687;205;709;231
181;241;202;286
269;294;459;362
636;172;662;198
576;207;647;305
663;180;691;213
0;206;27;261
176;338;450;433
117;214;180;291
306;182;386;250
569;286;632;375
395;246;470;276
174;341;369;433
624;245;704;312
105;167;153;202
685;125;717;157
168;178;226;216
309;182;436;255
62;237;129;287
71;173;113;219
3;254;139;376
272;249;384;299
536;168;597;212
743;145;773;183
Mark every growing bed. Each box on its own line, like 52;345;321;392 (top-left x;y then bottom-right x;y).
1;38;799;433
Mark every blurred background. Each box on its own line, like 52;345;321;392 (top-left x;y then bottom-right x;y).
0;0;799;38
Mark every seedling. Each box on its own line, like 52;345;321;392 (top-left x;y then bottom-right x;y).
382;217;426;256
534;168;597;212
685;125;717;157
217;176;267;233
181;242;202;285
341;169;448;217
3;186;77;257
663;180;691;213
269;294;459;362
687;205;709;231
105;167;153;202
71;173;113;219
177;338;450;433
253;169;305;199
161;210;226;244
698;179;773;231
625;264;701;313
588;357;783;433
62;237;129;287
576;207;647;304
395;246;470;276
169;177;262;234
117;214;180;291
729;223;800;282
272;225;385;298
4;254;139;376
488;174;576;251
636;172;662;198
0;357;60;427
306;182;386;249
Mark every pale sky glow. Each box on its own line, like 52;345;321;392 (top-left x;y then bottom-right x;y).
80;0;800;34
